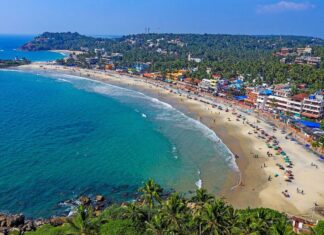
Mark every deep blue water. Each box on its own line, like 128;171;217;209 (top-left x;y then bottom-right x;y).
0;35;64;61
0;36;235;218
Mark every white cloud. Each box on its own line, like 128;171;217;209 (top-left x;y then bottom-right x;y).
257;1;315;14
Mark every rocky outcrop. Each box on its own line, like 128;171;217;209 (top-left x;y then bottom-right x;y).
79;195;91;205
0;193;110;234
95;195;105;202
0;213;27;234
0;214;24;228
49;217;66;227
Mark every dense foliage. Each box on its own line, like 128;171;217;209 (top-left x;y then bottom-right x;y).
21;179;323;235
22;32;324;92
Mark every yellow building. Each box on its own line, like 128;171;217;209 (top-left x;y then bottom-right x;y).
209;79;217;89
166;70;186;81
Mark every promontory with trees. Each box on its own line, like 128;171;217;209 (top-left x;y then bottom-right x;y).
21;32;324;93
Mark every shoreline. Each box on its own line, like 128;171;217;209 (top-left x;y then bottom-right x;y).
9;63;324;219
49;50;83;58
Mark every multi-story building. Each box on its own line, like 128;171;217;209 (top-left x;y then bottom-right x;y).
264;92;324;119
209;79;218;90
244;88;258;107
265;94;305;115
302;93;324;119
198;79;218;92
199;79;211;91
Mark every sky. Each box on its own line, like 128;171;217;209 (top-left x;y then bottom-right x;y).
0;0;323;38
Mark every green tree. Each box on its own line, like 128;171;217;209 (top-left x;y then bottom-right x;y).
191;188;214;205
122;203;146;227
67;205;100;235
200;200;234;235
161;193;188;233
145;214;168;235
310;221;324;235
139;179;163;209
269;217;294;235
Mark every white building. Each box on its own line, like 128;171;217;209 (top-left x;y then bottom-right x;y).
188;54;202;63
264;92;324;119
265;95;303;114
199;79;211;91
302;94;324;119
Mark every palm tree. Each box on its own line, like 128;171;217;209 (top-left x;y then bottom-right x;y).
139;179;163;209
191;188;214;205
236;208;285;234
145;214;168;235
190;189;215;235
122;202;146;227
242;209;271;234
269;217;294;235
161;193;187;233
310;221;324;235
67;205;100;235
200;200;234;235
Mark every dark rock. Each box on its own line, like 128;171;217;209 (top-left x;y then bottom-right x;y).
49;217;66;227
95;195;105;202
79;196;91;205
6;214;24;227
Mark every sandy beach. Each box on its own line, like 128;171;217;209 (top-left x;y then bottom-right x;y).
16;63;324;219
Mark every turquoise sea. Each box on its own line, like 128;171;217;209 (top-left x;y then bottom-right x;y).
0;36;236;218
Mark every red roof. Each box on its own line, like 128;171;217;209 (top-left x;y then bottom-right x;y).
212;74;221;78
291;93;308;101
184;78;193;83
301;112;319;119
193;79;201;85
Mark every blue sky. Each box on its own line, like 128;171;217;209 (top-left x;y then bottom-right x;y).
0;0;323;38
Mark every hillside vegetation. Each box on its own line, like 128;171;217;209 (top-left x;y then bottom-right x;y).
19;180;324;235
22;32;324;92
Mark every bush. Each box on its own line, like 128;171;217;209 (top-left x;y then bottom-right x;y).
25;224;73;235
100;219;139;235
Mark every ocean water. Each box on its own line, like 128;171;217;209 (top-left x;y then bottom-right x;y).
0;35;236;218
0;70;235;218
0;35;64;61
